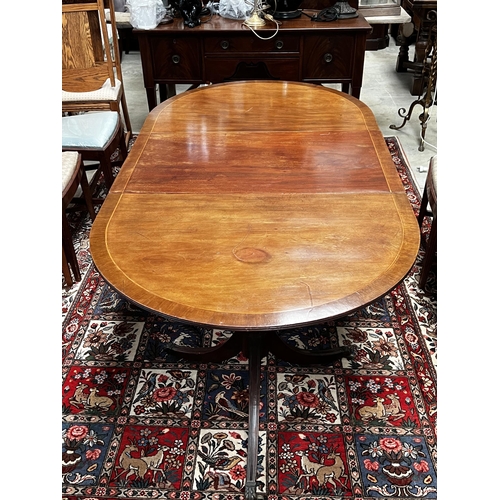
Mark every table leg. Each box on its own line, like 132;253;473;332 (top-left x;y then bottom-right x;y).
267;330;352;364
395;29;411;73
167;84;177;99
351;86;361;100
166;329;351;498
166;330;243;363
158;84;168;103
145;86;157;111
244;332;265;500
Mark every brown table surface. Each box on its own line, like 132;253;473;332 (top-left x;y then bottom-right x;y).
90;80;419;331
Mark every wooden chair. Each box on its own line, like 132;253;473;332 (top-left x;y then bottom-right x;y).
62;244;73;288
417;155;437;289
62;110;127;200
62;0;132;145
62;151;96;288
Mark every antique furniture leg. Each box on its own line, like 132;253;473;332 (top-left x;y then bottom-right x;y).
62;214;81;283
244;332;265;500
165;329;351;498
390;25;436;151
395;21;415;73
145;86;158;110
267;331;352;364
62;245;73;288
159;84;168;102
419;215;436;288
395;3;437;96
417;155;437;289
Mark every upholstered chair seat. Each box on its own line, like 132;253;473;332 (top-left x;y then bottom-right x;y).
62;111;120;149
62;78;122;103
62;151;95;288
62;111;127;193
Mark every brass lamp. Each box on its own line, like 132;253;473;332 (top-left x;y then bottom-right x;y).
244;0;266;27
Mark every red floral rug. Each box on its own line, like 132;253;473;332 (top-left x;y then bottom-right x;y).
62;136;437;499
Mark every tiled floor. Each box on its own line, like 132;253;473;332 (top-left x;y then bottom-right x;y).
119;35;437;193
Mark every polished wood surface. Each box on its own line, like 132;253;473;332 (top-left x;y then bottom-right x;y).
90;81;420;331
134;15;371;109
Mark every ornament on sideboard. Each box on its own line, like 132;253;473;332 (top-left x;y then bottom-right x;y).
171;0;203;27
332;1;358;18
273;0;303;20
126;0;167;29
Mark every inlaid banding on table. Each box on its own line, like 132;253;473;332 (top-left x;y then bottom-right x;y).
92;82;420;329
233;247;271;264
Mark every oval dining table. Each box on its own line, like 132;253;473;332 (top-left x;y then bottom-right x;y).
90;80;420;499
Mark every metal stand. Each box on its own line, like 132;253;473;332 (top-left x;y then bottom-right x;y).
244;0;266;27
390;25;437;152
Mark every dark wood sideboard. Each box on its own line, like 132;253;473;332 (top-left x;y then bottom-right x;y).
135;5;371;110
396;0;437;95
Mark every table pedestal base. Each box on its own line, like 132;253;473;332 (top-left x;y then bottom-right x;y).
167;330;352;499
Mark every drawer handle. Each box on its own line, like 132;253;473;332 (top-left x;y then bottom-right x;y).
221;40;229;50
275;40;284;50
324;53;333;63
172;54;181;64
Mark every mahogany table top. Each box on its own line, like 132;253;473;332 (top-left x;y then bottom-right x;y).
90;81;420;331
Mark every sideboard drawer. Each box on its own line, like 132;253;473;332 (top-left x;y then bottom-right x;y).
204;58;301;83
150;36;202;80
302;35;354;79
204;35;300;55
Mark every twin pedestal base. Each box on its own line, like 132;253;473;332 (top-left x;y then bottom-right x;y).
167;330;352;499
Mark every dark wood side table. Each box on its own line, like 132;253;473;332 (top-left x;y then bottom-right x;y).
396;0;437;95
134;14;371;111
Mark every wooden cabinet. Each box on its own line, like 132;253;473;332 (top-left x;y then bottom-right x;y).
396;0;437;95
203;34;301;54
302;34;354;79
135;15;371;111
203;34;301;82
149;36;202;81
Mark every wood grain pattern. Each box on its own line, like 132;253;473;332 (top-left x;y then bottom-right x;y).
90;81;420;330
62;4;111;92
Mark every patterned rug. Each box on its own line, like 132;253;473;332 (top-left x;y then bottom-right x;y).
62;136;437;499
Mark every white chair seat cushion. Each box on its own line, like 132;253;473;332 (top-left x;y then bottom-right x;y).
62;78;122;102
62;151;80;192
62;111;119;149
